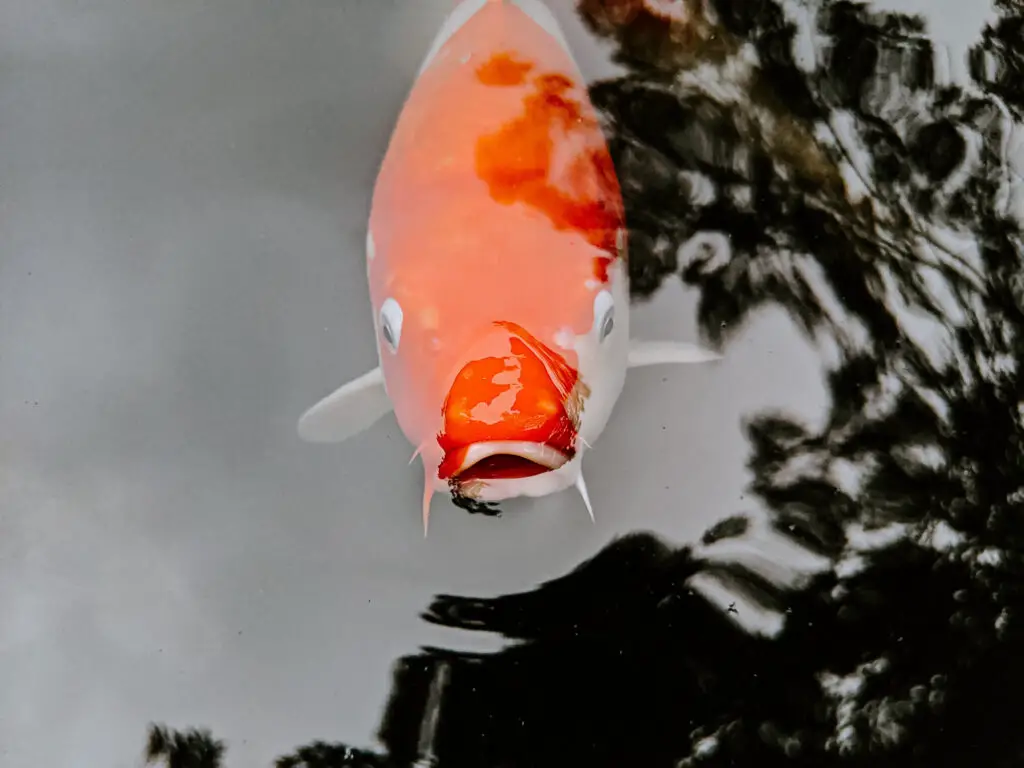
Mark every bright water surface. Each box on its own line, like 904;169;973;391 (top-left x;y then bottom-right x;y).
2;0;1023;765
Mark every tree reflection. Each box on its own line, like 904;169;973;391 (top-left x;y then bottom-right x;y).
365;0;1024;764
144;724;225;768
142;0;1024;764
273;741;393;768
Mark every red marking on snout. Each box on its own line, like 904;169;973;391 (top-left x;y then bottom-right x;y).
436;325;579;481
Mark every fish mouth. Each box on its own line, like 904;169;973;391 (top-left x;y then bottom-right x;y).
445;440;571;482
436;320;587;492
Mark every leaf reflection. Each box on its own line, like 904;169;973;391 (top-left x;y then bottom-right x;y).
143;724;226;768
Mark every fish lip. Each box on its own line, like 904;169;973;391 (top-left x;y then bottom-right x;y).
437;323;585;485
452;440;571;478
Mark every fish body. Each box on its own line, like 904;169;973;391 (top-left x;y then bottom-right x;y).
298;0;719;533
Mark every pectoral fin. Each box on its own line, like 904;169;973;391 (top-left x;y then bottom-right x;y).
627;339;722;368
297;366;392;443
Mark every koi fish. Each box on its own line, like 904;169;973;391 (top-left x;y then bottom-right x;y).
297;0;719;534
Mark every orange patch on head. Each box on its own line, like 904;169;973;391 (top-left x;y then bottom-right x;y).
436;329;580;480
493;320;578;396
476;52;535;86
474;68;625;283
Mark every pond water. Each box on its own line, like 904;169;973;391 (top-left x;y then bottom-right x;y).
2;0;1022;766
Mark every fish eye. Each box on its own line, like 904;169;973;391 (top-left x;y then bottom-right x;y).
379;297;403;353
593;289;615;342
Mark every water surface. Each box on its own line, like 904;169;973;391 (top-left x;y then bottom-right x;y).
2;0;1022;766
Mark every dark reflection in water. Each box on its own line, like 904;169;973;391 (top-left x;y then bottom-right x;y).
143;725;226;768
143;0;1024;765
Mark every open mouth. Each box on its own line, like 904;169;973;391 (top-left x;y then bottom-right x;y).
436;320;585;489
446;441;571;482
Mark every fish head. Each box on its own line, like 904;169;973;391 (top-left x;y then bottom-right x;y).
369;220;630;505
438;260;630;504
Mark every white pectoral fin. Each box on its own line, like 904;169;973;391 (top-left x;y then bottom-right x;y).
627;339;722;368
297;367;392;443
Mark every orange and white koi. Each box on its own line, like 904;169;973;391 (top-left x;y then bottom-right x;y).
298;0;719;534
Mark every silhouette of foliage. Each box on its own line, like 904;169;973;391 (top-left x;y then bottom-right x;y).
970;0;1024;118
144;723;226;768
701;513;750;544
274;740;394;768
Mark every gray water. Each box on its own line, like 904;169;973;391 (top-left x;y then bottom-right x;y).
0;1;1011;766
